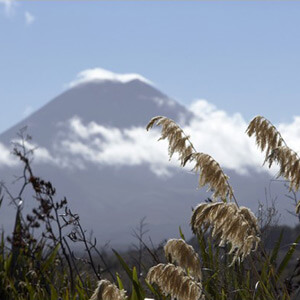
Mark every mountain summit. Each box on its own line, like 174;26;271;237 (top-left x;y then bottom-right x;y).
1;70;188;146
68;68;153;87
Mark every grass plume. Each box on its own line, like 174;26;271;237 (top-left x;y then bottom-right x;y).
191;202;260;264
147;116;234;201
146;116;194;166
183;152;234;201
89;279;126;300
164;238;202;281
146;263;203;300
247;115;300;191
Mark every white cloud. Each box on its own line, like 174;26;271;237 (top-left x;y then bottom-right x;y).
185;100;266;175
52;101;284;177
0;2;36;23
0;143;17;167
67;68;152;88
278;117;300;153
24;11;35;25
57;117;173;176
0;139;60;168
22;106;34;118
0;0;16;17
3;99;300;180
32;145;57;164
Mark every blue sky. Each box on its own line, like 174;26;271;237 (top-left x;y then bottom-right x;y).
1;1;300;134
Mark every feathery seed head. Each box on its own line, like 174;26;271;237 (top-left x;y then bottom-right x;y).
164;239;202;281
247;116;300;192
147;116;235;201
183;152;233;202
146;263;203;300
191;202;260;264
187;153;234;201
89;279;126;300
146;116;194;166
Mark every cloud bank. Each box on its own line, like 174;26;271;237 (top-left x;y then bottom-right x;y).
58;117;173;176
68;68;152;88
53;100;282;176
2;99;300;179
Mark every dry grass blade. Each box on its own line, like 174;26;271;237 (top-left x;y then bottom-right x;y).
146;116;194;166
191;202;260;264
185;153;234;201
164;239;202;281
146;263;203;300
89;279;126;300
296;200;300;215
246;116;300;191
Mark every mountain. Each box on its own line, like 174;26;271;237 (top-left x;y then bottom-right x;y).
0;73;293;249
0;79;189;145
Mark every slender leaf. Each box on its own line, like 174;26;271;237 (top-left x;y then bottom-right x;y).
276;234;300;279
179;226;185;240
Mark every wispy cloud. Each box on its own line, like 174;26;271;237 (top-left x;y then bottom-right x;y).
0;0;16;17
1;1;36;24
24;11;35;25
22;106;34;118
67;68;152;88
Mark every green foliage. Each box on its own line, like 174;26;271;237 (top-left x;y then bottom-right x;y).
0;237;93;300
113;249;146;300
